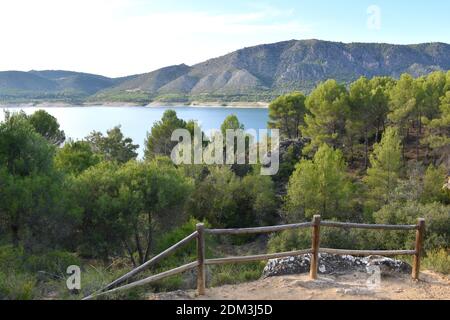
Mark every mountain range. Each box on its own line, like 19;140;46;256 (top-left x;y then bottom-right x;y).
1;39;449;104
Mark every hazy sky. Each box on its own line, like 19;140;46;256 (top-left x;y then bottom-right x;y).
0;0;449;77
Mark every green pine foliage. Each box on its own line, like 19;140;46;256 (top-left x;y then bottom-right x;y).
285;144;353;220
363;127;403;212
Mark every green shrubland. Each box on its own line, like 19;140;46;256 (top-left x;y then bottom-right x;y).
0;71;449;299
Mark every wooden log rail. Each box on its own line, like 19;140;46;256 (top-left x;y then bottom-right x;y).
320;221;418;230
83;216;425;299
83;231;199;300
205;222;313;235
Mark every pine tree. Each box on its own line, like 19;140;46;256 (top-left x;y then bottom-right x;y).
144;110;187;159
364;127;403;212
302;80;350;155
268;92;307;139
422;89;450;165
347;77;395;167
285;144;352;220
388;74;426;160
347;77;372;166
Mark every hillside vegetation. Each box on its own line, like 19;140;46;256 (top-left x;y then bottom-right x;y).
1;40;450;104
0;70;449;300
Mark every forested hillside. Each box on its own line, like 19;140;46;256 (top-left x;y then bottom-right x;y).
100;40;450;103
0;70;448;300
1;40;449;104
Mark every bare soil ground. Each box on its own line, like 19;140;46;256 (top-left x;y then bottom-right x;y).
147;270;450;300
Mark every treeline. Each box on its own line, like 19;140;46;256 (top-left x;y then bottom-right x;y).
269;71;449;167
0;110;277;259
268;71;449;257
0;71;448;299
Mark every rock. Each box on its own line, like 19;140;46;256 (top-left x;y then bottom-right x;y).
364;255;412;276
262;253;412;278
263;254;311;278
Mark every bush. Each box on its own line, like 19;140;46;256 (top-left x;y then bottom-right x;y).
209;263;265;287
24;251;80;276
0;245;24;271
0;271;37;300
68;265;148;300
374;201;450;250
154;217;211;269
267;226;418;254
422;165;449;204
0;246;81;300
188;166;278;229
422;249;450;274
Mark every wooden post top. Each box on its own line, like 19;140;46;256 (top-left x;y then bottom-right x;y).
196;223;205;229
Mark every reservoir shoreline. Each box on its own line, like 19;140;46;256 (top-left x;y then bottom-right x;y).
0;101;269;109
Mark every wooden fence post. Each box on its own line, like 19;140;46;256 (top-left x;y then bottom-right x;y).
310;215;321;280
412;218;425;280
196;223;206;295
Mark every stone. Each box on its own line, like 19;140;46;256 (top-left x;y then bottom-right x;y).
262;253;412;278
363;255;412;276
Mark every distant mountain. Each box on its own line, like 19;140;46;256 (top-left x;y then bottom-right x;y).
0;71;59;92
1;40;449;104
0;70;135;102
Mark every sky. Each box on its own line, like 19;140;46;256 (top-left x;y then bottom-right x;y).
0;0;449;77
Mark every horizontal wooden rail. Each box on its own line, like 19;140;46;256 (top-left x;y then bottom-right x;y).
319;248;416;256
205;222;313;235
84;231;198;298
83;261;198;300
320;221;417;231
83;216;425;299
205;249;313;265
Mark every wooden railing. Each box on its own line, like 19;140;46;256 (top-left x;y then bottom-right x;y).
83;215;425;300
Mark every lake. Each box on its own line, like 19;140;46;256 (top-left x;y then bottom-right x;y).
0;106;269;157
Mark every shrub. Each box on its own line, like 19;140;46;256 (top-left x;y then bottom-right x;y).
421;165;449;204
422;249;450;274
188;166;277;229
0;271;37;300
374;201;450;250
24;251;80;276
0;245;24;271
209;263;265;287
75;265;147;300
267;226;417;254
154;217;211;269
0;246;81;300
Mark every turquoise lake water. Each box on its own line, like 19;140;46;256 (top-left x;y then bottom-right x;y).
0;106;269;157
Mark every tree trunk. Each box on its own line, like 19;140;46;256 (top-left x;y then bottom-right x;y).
284;117;291;139
416;114;421;161
364;129;369;169
135;231;144;265
375;125;379;143
11;224;19;247
144;213;152;262
416;132;420;161
123;240;137;267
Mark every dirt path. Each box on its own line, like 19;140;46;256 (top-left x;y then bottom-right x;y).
148;271;450;300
